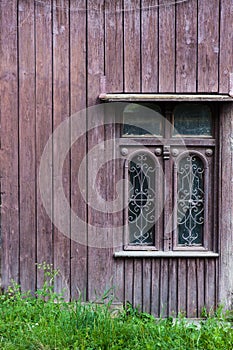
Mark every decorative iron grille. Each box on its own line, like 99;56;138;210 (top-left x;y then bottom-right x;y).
177;154;204;246
128;153;156;245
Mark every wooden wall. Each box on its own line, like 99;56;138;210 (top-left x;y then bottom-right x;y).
0;0;232;317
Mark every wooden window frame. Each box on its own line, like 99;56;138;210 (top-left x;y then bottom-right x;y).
116;101;219;255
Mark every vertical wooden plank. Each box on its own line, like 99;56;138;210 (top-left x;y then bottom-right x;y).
176;0;197;92
18;0;36;292
105;0;124;303
70;0;87;301
215;258;219;310
112;152;125;303
219;0;233;93
141;0;159;92
142;259;152;313
105;0;123;92
219;104;233;309
87;0;114;301
205;259;217;312
53;0;70;299
196;259;205;317
124;0;141;92
168;258;177;316
133;259;142;310
151;259;160;317
35;0;53;288
158;0;175;92
197;0;219;92
104;104;122;303
124;259;134;305
0;0;19;287
186;259;197;318
160;259;169;317
177;259;187;316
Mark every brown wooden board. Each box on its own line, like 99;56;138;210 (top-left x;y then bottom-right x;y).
124;259;134;305
197;0;219;92
168;258;177;316
124;0;141;92
196;259;205;317
141;0;159;92
142;259;152;313
35;0;53;288
70;0;87;301
112;154;125;303
175;0;197;92
53;0;70;300
158;0;175;92
0;0;19;288
186;259;197;318
160;258;169;317
18;0;36;292
87;0;113;301
219;104;233;308
105;0;123;93
133;259;143;310
177;258;187;316
205;259;217;312
219;0;233;93
151;259;160;317
105;0;124;303
104;105;120;303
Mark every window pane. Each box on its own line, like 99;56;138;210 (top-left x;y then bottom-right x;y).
123;103;163;137
177;154;204;246
128;153;156;245
173;104;212;136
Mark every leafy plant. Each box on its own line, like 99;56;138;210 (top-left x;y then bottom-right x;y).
0;264;232;349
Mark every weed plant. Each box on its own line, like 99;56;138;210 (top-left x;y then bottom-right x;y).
0;263;232;349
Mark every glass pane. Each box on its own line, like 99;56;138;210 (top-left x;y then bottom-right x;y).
177;154;204;246
128;153;156;245
173;104;212;136
123;103;163;137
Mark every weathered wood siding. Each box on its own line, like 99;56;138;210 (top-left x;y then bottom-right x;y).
0;0;232;317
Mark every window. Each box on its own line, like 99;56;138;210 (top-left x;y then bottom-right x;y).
173;104;212;137
120;102;218;253
127;151;157;247
123;103;163;137
174;152;207;247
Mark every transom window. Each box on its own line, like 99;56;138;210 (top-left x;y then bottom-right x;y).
120;102;217;252
123;103;163;137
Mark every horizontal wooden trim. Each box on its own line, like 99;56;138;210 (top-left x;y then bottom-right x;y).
99;93;233;102
119;138;216;147
114;251;219;258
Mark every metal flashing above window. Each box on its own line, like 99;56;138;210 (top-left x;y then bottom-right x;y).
99;93;233;102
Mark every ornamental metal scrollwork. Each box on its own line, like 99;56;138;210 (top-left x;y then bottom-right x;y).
128;153;156;245
177;154;204;246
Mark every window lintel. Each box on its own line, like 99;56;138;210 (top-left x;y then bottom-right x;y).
99;93;233;102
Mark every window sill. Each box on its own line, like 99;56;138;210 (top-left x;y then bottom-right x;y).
114;251;219;258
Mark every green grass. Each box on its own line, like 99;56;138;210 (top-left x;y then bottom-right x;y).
0;264;232;349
